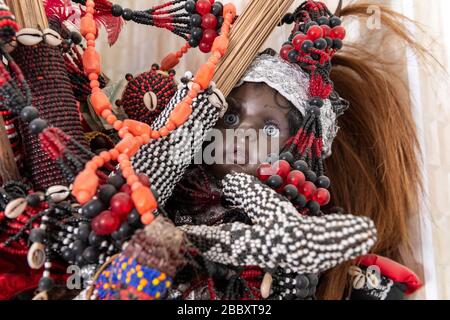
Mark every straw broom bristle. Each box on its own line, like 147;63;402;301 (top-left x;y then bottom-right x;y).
213;0;294;96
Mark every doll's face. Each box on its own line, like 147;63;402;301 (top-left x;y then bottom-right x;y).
207;82;296;180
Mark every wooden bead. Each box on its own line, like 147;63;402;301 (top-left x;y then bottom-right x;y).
90;91;111;116
116;137;140;157
132;186;157;215
123;119;151;137
83;47;101;75
80;16;97;37
161;52;179;71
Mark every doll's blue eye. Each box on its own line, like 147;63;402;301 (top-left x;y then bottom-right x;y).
224;113;239;126
264;123;280;137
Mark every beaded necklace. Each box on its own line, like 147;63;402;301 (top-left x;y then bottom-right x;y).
72;0;236;227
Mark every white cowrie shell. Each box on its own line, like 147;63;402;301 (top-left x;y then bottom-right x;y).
143;91;158;111
352;273;366;290
46;185;70;203
16;28;43;46
43;28;62;47
348;266;363;277
5;197;27;219
27;242;46;269
33;291;48;300
260;272;273;299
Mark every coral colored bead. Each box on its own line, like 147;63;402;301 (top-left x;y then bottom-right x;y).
106;115;117;124
91;211;120;235
90;80;100;88
191;83;201;92
176;51;183;58
101;109;112;118
80;16;97;37
127;175;139;185
161;53;179;71
209;55;219;65
86;0;95;7
100;151;111;162
131;182;143;192
72;170;99;204
118;127;129;138
116;137;140;157
151;131;160;139
141;134;150;144
89;73;98;81
212;35;229;56
83;47;101;75
170;102;192;127
166;121;176;131
109;149;119;160
87;40;95;47
90;91;111;116
122;167;134;179
123;119;151;137
135;136;144;145
86;161;98;171
118;154;128;162
85;33;96;41
113;120;123;130
132;186;157;215
110;193;134;221
159;127;170;137
312;188;331;206
141;213;155;225
93;156;104;167
195;64;215;90
223;4;237;18
188;90;197;99
298;181;317;200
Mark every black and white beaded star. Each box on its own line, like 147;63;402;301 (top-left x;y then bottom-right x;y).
132;79;227;206
180;173;377;274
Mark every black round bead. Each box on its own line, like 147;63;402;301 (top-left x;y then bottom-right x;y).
71;31;83;45
314;38;328;50
188;37;200;48
283;184;299;201
329;16;342;28
279;152;294;164
288;50;299;62
118;222;131;238
111;4;123;17
306;201;321;215
82;199;105;219
108;174;126;190
128;209;142;228
315;176;331;189
217;16;224;29
82;246;99;264
293;160;309;173
307;273;319;286
267;175;284;189
38;277;54;292
26;194;41;207
293;194;307;208
309;97;324;108
282;13;295;24
111;231;122;241
20;106;39;122
29;118;48;134
325;37;333;47
78;222;90;242
330;206;346;214
317;16;329;26
89;231;105;247
332;38;343;50
190;14;202;27
301;40;314;53
191;27;203;40
72;240;86;255
185;0;196;13
295;274;310;289
305;170;317;182
308;286;317;297
29;228;45;243
122;8;134;21
211;2;224;16
61;247;75;262
98;184;117;205
296;288;309;299
76;254;86;267
305;21;318;31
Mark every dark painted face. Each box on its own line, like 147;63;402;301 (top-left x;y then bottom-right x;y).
207;82;295;180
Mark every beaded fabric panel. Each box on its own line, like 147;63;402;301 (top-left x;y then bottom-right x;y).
181;173;377;274
11;43;88;189
132;83;223;206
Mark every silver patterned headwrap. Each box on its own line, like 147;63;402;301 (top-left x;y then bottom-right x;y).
236;53;339;157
